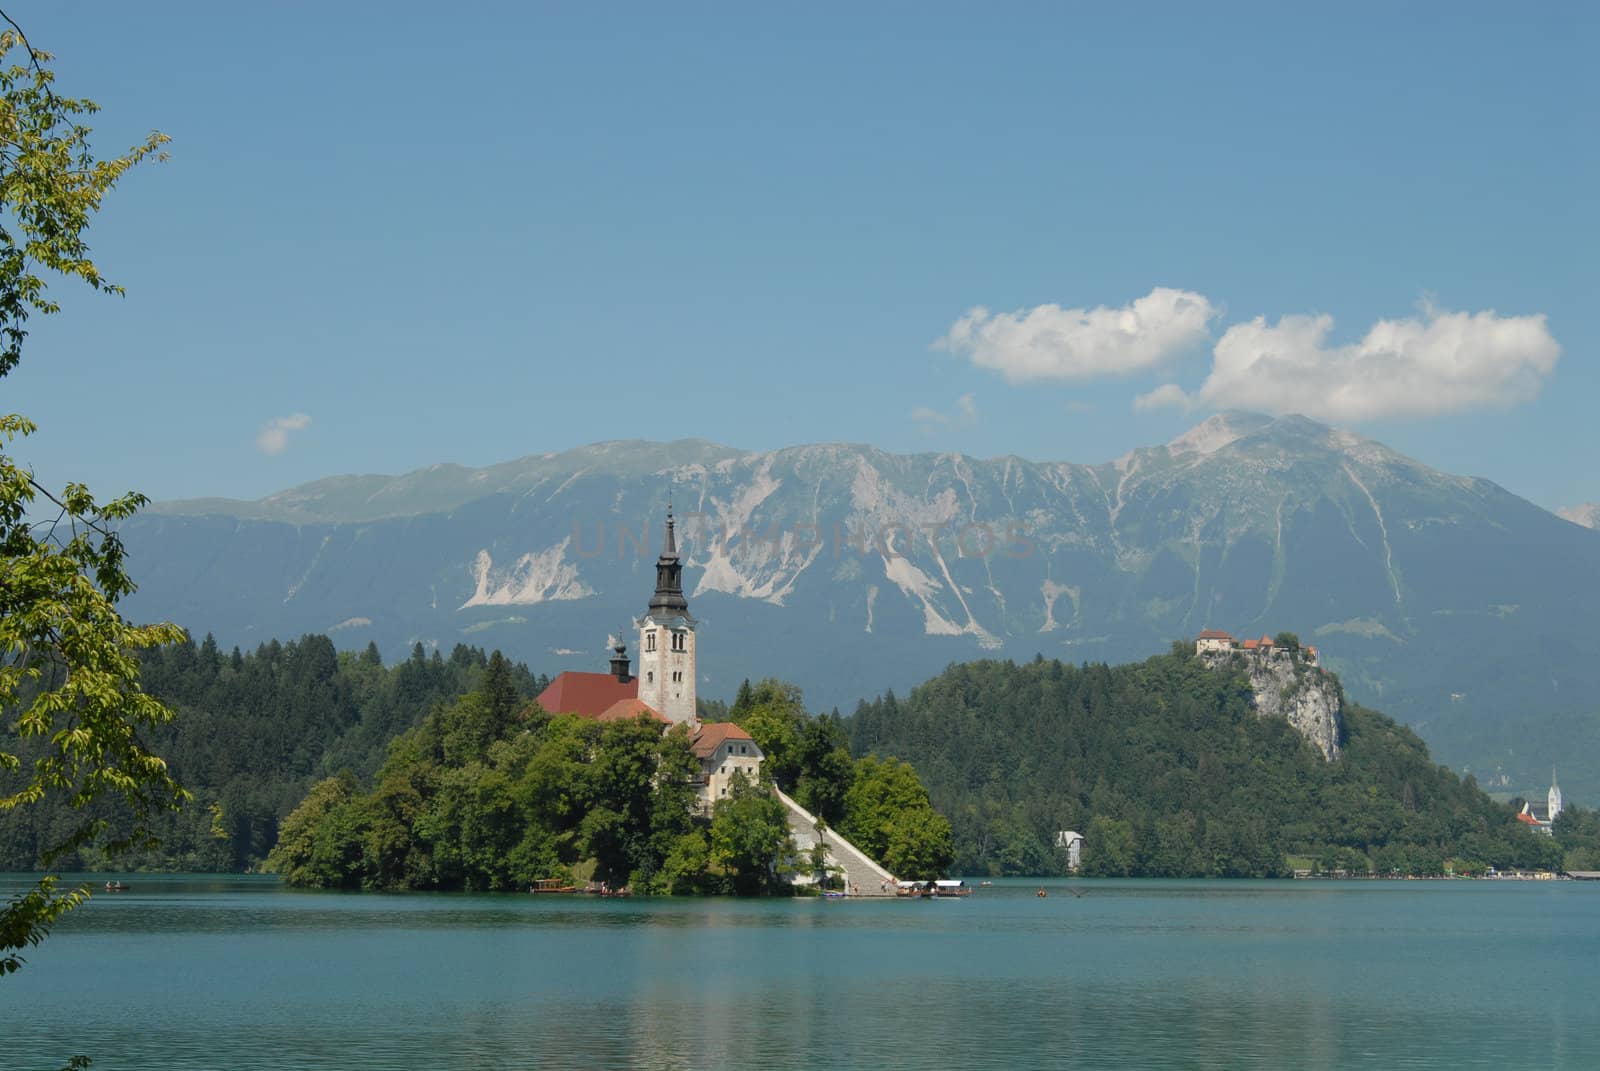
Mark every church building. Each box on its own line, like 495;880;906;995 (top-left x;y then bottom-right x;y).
535;508;763;805
636;507;697;725
1518;771;1564;835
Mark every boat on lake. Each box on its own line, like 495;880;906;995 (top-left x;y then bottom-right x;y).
529;879;577;894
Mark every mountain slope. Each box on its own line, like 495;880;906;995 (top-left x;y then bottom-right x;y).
117;414;1600;801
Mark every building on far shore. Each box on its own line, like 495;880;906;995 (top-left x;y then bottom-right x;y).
1518;771;1563;835
536;509;764;808
1055;830;1084;871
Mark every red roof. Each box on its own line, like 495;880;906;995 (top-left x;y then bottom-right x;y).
1241;639;1259;650
1260;634;1274;646
1515;811;1540;827
692;721;756;759
596;698;670;724
537;671;638;718
1198;629;1234;641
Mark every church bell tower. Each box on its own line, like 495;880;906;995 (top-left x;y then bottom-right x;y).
638;507;697;726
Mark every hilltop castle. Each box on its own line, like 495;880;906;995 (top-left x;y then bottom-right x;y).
1196;628;1318;665
1194;627;1341;761
536;509;764;806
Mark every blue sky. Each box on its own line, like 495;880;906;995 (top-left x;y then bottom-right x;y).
9;2;1597;510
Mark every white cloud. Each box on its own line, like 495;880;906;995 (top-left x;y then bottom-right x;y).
1133;383;1191;412
935;287;1215;383
256;412;312;455
1142;304;1561;421
911;393;979;429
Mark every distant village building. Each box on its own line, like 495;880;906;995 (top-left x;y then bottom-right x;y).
1055;830;1084;870
536;509;764;807
1195;629;1235;654
1519;771;1564;835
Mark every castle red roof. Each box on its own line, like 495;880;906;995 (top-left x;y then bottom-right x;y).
1241;639;1259;650
1198;629;1235;641
537;671;639;718
691;721;756;759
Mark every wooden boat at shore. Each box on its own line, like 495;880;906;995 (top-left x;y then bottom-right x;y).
529;879;577;894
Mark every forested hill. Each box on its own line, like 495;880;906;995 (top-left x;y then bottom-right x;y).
848;652;1566;877
0;635;547;872
6;634;1586;881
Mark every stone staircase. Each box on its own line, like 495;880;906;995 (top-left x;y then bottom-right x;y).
775;788;898;896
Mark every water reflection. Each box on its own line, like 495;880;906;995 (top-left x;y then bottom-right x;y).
4;875;1596;1070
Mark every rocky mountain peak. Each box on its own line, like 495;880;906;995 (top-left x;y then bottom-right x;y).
1558;503;1600;529
1164;411;1273;457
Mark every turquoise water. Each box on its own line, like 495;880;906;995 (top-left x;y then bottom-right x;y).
3;874;1596;1070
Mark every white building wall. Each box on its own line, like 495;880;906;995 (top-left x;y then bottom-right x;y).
701;739;763;804
638;623;697;726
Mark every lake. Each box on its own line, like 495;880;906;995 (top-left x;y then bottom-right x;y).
3;874;1596;1070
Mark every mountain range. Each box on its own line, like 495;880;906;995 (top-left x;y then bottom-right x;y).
119;413;1600;803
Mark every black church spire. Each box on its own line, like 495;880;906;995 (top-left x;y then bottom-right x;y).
646;507;689;619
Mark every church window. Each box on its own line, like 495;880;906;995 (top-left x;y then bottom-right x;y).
645;631;656;652
647;671;654;684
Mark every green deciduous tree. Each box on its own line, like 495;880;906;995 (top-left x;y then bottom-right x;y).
735;678;807;788
0;21;181;977
708;771;794;895
838;755;954;880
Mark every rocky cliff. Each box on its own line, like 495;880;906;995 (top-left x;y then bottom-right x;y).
1200;645;1344;761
